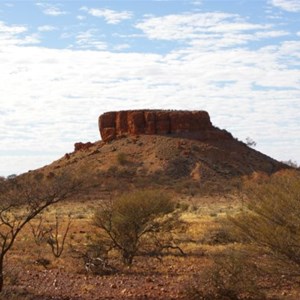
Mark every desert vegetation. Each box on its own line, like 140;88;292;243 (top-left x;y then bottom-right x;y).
0;165;300;299
0;171;83;293
93;190;183;265
232;173;300;271
182;171;300;300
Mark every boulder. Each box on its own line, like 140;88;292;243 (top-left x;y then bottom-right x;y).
74;142;94;151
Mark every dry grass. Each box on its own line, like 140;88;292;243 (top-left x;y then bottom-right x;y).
3;194;300;299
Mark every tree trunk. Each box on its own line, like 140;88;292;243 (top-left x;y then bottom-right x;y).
0;257;4;292
122;251;134;266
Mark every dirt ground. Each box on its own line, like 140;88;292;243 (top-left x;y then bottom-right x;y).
4;253;300;300
6;255;205;300
2;198;300;300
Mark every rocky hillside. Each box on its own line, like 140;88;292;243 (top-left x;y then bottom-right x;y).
30;110;288;196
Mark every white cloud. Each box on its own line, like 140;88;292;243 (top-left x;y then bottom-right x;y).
270;0;300;12
77;15;86;21
113;43;130;51
0;11;299;176
81;7;133;24
0;21;40;46
36;3;67;16
278;40;300;60
38;25;57;32
0;36;299;176
135;13;289;51
44;8;67;16
19;33;40;45
75;29;107;50
136;13;270;40
254;30;289;38
0;21;27;35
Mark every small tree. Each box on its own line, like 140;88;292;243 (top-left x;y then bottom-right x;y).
245;137;257;148
94;190;180;265
282;159;298;168
0;171;81;292
30;212;72;258
231;172;300;271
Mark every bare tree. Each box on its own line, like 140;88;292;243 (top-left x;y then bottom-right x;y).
0;171;82;292
30;213;72;258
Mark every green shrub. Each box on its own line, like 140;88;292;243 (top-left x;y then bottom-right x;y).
231;172;300;271
94;190;180;265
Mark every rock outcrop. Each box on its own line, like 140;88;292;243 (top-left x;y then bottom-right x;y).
74;142;94;151
99;110;232;142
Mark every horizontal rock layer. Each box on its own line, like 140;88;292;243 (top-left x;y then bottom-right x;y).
99;110;231;142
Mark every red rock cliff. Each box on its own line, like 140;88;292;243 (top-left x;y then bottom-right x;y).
99;110;232;142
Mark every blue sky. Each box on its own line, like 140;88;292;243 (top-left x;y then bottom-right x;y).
0;0;299;176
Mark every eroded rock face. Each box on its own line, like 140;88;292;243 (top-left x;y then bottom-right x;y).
74;142;94;151
99;110;231;142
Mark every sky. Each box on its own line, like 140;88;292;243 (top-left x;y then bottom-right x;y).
0;0;299;176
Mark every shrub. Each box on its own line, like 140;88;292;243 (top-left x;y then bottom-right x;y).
0;171;83;292
71;242;118;276
245;137;257;148
183;249;265;300
282;159;298;168
200;226;238;245
116;152;128;165
94;190;182;265
231;173;300;271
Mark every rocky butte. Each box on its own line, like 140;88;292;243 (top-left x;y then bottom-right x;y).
99;110;233;142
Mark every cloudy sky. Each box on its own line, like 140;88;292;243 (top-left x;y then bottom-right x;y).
0;0;299;176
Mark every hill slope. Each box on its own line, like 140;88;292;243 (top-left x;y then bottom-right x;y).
34;133;287;196
22;110;288;196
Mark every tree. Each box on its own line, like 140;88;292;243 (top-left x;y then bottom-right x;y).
282;159;298;168
231;172;300;271
94;190;181;265
0;171;82;292
245;137;257;148
30;212;72;258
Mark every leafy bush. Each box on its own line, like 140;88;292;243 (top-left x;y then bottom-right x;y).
94;190;181;265
231;172;300;271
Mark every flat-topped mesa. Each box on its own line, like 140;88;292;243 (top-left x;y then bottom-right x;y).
99;110;232;142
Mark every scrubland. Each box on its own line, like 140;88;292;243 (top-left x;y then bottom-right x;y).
2;172;300;300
